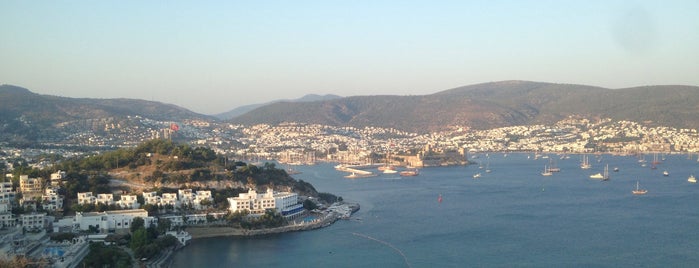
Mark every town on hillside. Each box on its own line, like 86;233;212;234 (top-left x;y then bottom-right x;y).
1;115;699;266
4;116;697;171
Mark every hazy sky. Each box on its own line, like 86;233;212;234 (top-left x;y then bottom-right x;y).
1;1;698;115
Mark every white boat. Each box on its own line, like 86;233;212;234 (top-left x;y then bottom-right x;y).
632;181;648;195
689;174;696;183
590;164;610;181
663;170;669;177
541;165;553;176
472;173;481;179
589;173;604;179
399;169;419;177
383;169;398;174
580;155;592;169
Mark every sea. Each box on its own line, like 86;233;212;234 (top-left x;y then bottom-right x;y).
170;153;699;267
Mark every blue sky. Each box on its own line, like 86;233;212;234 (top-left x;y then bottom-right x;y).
1;1;698;115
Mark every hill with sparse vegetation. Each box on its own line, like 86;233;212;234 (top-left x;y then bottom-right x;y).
230;81;699;132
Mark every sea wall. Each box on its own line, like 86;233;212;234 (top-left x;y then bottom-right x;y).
186;203;360;239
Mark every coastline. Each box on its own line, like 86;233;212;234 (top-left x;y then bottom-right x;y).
153;203;359;267
186;202;359;240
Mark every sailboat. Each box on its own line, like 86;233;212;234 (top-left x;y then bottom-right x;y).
378;150;395;172
589;164;609;180
547;158;560;172
580;154;592;169
689;174;696;183
541;165;553;176
632;181;648;195
438;194;443;203
602;164;610;181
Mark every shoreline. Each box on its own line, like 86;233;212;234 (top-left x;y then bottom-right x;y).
186;202;359;240
153;203;359;267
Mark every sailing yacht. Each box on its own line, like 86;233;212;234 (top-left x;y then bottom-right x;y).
580;155;592;169
589;164;608;180
602;164;610;181
632;181;648;195
547;158;560;172
541;165;553;176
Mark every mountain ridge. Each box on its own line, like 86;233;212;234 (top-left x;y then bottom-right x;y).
0;84;216;144
3;81;699;143
214;93;342;120
230;81;699;132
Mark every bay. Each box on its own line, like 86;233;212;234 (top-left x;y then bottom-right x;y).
171;153;699;267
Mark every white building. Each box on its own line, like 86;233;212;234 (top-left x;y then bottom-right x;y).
161;193;179;208
74;209;155;232
0;181;15;205
227;188;303;218
227;188;276;215
77;192;95;205
142;192;179;209
41;187;64;211
274;192;304;217
78;192;119;207
50;170;66;186
116;195;140;209
20;212;46;230
193;191;213;210
95;194;115;206
178;189;194;206
19;175;42;196
0;203;15;228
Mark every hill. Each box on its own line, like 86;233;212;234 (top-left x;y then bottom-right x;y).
0;84;215;144
214;94;342;120
55;139;320;202
230;81;699;132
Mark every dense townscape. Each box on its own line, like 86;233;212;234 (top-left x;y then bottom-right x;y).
7;115;698;170
2;115;699;267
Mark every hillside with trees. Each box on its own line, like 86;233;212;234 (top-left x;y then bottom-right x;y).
42;139;320;215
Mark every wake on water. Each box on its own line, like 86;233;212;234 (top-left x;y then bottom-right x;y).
352;232;411;268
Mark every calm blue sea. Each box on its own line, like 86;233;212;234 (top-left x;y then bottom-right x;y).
171;153;699;267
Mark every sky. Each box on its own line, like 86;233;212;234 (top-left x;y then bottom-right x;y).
1;1;698;115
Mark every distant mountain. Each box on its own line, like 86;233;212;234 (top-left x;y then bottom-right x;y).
230;81;699;132
214;94;342;120
0;84;215;144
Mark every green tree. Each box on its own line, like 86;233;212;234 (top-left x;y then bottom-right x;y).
130;228;148;251
130;217;145;233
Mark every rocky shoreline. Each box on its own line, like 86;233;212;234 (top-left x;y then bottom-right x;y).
186;202;360;239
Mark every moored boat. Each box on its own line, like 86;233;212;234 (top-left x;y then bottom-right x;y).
399;169;419;177
589;173;604;179
632;181;648;195
541;165;553;176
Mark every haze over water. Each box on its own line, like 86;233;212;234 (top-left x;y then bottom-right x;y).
172;153;699;267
